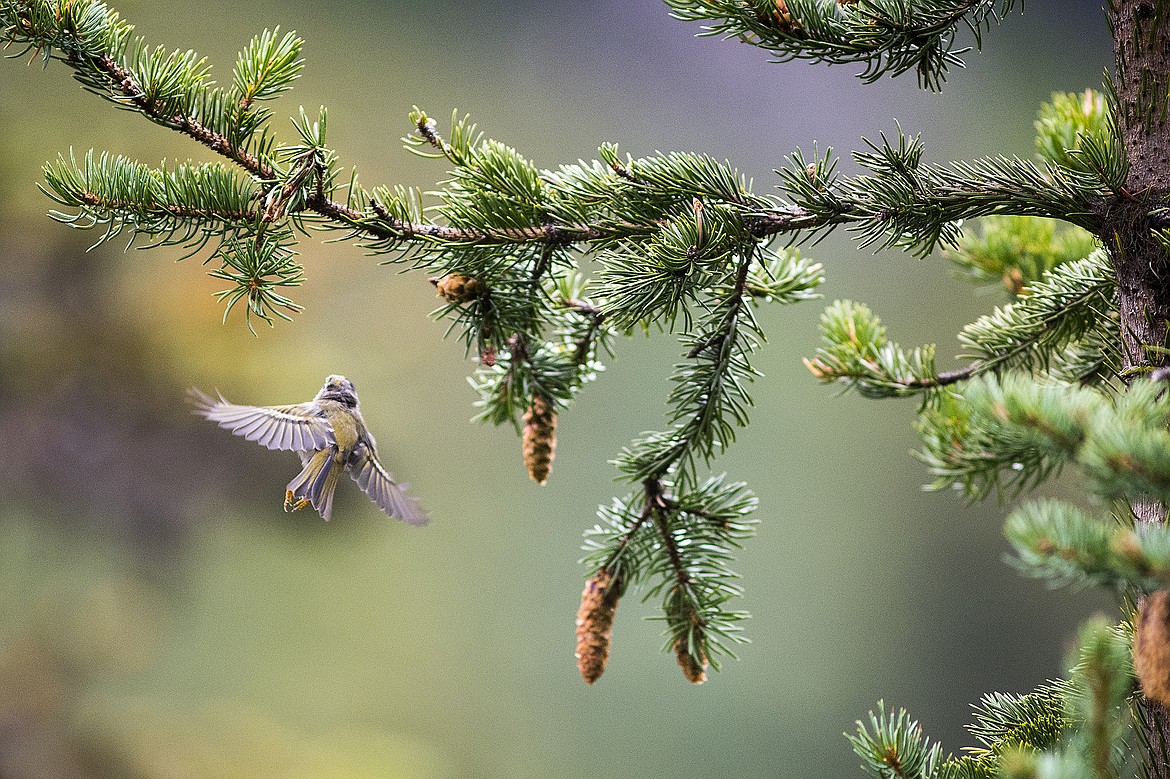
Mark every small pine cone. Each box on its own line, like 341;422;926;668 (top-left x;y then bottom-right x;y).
430;274;485;303
674;635;708;685
575;570;620;684
1135;590;1170;706
522;395;557;485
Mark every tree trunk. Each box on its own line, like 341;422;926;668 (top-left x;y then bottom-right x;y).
1110;2;1170;774
1110;0;1170;376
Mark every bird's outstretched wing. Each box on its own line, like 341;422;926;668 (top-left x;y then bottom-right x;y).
188;388;334;452
348;442;429;526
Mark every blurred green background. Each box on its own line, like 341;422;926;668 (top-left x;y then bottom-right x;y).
0;2;1118;777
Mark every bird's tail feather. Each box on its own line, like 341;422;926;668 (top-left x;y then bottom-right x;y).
286;448;341;521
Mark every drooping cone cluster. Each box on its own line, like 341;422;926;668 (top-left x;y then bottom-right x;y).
430;273;485;303
575;569;620;684
674;635;709;685
1135;590;1170;706
522;395;557;485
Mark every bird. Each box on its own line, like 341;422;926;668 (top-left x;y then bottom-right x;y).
189;375;428;525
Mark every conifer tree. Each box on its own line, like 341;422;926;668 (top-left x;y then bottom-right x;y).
5;0;1170;775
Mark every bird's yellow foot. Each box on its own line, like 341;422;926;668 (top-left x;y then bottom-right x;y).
284;490;310;513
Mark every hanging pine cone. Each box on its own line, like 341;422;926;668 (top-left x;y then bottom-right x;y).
674;634;708;685
430;273;485;303
575;569;620;684
1135;590;1170;706
522;395;557;485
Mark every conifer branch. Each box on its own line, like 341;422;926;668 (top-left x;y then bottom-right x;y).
965;684;1070;758
918;374;1170;505
804;300;948;398
613;252;764;484
850;685;1073;779
849;703;943;779
944;214;1099;294
581;473;758;683
363;194;607;246
1003;498;1170;593
807;248;1117;399
918;375;1097;499
851;625;1134;779
85;49;275;179
39;151;268;258
777;133;1115;258
956;250;1117;374
666;0;1018;91
3;2;1128;296
576;246;806;680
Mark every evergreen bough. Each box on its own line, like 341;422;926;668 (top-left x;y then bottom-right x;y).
7;0;1170;775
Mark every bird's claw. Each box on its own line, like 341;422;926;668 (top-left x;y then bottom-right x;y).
284;490;310;513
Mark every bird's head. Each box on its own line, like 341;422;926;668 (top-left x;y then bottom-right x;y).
316;374;358;408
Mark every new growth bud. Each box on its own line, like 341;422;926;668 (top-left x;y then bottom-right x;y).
802;356;831;380
576;569;620;684
522;395;557;484
1135;590;1170;706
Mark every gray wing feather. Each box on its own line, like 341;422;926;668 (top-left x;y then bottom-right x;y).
188;388;333;452
349;443;428;526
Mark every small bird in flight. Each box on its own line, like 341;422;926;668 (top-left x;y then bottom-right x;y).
189;375;427;525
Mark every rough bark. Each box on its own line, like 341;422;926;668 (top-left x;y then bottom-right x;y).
1110;0;1170;379
1110;2;1170;774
